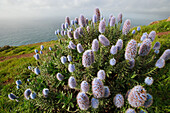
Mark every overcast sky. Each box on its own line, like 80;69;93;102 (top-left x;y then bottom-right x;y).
0;0;170;20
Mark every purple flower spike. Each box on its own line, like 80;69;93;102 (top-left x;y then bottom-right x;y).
86;26;90;33
34;67;40;75
40;45;44;50
99;20;106;33
132;30;136;34
8;93;19;102
117;13;123;23
82;50;95;67
148;31;156;42
81;81;89;92
35;49;38;53
91;98;99;109
67;30;73;39
137;26;141;31
110;16;116;27
98;35;110;46
77;92;89;110
153;42;161;50
138;38;152;56
34;53;40;60
65;16;70;26
61;23;65;30
49;47;52;51
122;19;131;35
116;39;123;51
74;17;78;24
24;89;32;100
74;30;79;39
77;43;84;53
160;49;170;61
65;22;68;29
94;8;100;21
93;15;97;23
68;76;76;88
113;94;124;108
69;41;76;49
92;78;105;98
92;39;99;52
110;45;117;55
68;64;75;72
56;73;64;81
79;14;86;27
125;39;137;60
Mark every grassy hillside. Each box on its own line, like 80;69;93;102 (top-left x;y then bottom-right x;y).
0;19;170;112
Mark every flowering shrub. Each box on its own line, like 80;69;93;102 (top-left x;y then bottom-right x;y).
6;8;169;112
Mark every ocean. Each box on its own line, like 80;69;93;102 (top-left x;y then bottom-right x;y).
0;16;166;47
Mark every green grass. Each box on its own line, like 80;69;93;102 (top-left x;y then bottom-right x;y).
0;19;170;112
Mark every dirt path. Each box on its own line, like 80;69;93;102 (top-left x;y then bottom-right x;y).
0;31;169;62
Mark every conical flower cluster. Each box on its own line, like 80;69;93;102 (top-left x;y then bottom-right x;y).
77;92;89;110
128;85;147;107
92;39;99;51
125;39;137;60
122;19;131;35
82;50;95;67
92;78;105;98
138;38;152;56
113;94;124;108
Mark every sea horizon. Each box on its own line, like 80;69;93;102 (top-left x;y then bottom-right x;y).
0;15;168;47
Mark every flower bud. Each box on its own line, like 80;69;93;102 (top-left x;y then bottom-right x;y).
65;22;68;29
154;49;159;54
155;58;165;68
91;98;99;108
34;67;40;75
153;42;161;50
93;15;97;23
99;20;106;33
116;39;123;51
129;58;135;69
98;35;110;46
35;49;38;53
61;23;65;30
81;81;89;92
61;56;67;64
30;92;36;99
144;93;153;108
113;94;124;108
125;108;136;113
117;13;123;23
69;41;76;49
137;26;141;31
110;45;117;55
110;16;116;27
56;73;64;81
67;55;72;62
28;66;32;70
92;39;99;51
77;92;89;110
8;93;19;102
16;80;22;85
40;45;44;50
148;31;156;42
49;47;52;51
86;26;90;33
77;43;84;53
110;58;116;66
160;49;170;61
132;30;136;34
145;76;153;85
16;85;20;89
43;88;49;98
74;17;78;24
67;30;73;39
71;20;74;26
74;30;79;39
24;89;32;100
65;16;70;26
68;76;76;88
68;64;75;72
104;86;110;97
97;70;106;80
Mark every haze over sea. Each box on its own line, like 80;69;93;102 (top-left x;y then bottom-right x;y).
0;14;168;47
